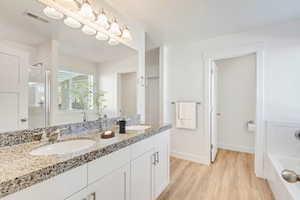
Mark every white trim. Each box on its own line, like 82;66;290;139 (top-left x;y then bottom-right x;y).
267;120;300;128
171;151;210;165
218;144;254;154
203;42;265;178
159;46;164;124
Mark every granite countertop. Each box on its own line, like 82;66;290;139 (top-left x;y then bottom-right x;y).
0;124;171;198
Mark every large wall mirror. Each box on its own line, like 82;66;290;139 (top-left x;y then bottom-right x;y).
0;0;139;132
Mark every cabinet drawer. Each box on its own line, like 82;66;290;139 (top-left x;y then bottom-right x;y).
3;165;87;200
87;146;130;184
130;136;154;159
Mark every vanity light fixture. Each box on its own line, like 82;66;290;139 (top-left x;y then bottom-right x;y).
79;0;95;21
43;6;64;19
95;9;109;30
121;26;132;42
108;37;119;45
39;0;133;45
109;18;121;36
64;17;82;29
82;25;97;35
96;32;109;41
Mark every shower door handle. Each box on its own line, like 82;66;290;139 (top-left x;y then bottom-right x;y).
216;113;221;116
45;70;51;127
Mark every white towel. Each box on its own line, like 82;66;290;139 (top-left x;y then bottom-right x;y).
175;102;197;129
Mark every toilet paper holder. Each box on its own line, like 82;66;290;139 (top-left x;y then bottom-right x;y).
247;120;256;132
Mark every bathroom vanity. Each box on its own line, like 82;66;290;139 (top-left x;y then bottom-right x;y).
0;125;171;200
0;0;164;199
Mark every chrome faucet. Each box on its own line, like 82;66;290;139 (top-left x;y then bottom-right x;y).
83;111;87;122
42;127;69;143
281;169;300;183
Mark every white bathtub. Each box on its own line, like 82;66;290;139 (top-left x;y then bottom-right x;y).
266;155;300;200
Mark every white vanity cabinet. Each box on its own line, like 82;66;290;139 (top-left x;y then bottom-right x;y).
131;130;170;200
2;130;170;200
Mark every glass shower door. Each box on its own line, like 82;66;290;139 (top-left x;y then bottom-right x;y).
28;63;50;129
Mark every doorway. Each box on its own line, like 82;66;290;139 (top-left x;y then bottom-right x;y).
118;72;137;116
210;54;256;162
204;44;265;177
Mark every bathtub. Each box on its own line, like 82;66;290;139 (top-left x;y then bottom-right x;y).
266;154;300;200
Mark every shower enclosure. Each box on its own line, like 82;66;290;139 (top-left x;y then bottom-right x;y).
28;63;51;129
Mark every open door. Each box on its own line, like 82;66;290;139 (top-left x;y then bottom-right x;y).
210;62;219;163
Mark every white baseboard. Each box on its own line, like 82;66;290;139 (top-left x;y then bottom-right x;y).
171;151;210;165
218;144;254;154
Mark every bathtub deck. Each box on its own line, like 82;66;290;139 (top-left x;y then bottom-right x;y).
158;149;274;200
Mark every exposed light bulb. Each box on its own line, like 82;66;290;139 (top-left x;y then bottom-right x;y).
96;32;109;41
43;7;64;20
82;25;96;35
79;1;95;21
95;10;109;30
64;17;81;29
121;26;132;41
108;38;119;46
109;19;121;36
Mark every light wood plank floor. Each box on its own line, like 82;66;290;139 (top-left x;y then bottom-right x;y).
158;149;274;200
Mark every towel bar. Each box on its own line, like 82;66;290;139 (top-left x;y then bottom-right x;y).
171;101;201;105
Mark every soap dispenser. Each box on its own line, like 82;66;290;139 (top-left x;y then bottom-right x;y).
118;118;126;134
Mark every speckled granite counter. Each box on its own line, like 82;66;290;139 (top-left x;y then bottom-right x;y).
0;124;171;198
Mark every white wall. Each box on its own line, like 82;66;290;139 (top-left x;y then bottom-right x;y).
98;54;138;117
58;54;98;75
266;121;300;158
215;54;256;153
164;19;300;164
0;40;37;64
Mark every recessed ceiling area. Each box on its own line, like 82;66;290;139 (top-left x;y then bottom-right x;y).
106;0;300;45
0;0;137;63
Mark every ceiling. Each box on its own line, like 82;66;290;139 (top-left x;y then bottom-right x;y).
106;0;300;45
0;0;137;63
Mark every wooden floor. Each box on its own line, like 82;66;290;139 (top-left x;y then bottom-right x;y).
158;149;274;200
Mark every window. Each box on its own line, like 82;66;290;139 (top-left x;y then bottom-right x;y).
58;70;94;111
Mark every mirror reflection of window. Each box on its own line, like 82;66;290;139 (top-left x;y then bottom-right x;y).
57;70;94;111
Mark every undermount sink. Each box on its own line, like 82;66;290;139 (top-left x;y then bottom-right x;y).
30;139;96;156
126;125;151;131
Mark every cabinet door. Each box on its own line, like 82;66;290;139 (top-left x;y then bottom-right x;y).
91;164;130;200
131;150;155;200
154;131;170;198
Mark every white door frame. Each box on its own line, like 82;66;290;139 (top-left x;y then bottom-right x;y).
203;43;265;178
